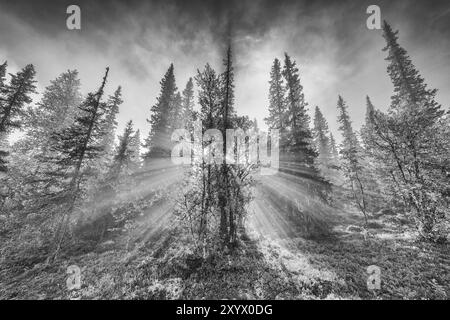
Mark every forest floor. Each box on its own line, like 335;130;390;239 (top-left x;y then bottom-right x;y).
0;170;449;300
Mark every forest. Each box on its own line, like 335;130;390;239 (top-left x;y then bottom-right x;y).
0;21;449;300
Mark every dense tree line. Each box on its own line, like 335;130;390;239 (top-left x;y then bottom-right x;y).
264;21;448;241
0;20;448;271
0;65;143;261
265;54;331;200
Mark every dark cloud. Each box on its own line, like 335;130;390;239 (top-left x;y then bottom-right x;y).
0;0;449;142
2;0;450;42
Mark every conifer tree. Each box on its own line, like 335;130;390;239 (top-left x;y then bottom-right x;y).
101;86;122;158
181;48;253;249
0;140;7;173
313;106;332;175
143;64;178;160
170;91;183;131
129;129;141;170
219;45;235;242
24;70;82;153
46;67;110;262
329;132;339;160
0;61;8;173
196;64;221;129
181;77;195;130
181;63;222;248
0;64;37;133
383;22;442;118
0;61;7;89
179;78;195;165
0;64;37;172
360;96;381;172
337;95;368;224
282;54;317;167
47;68;110;195
108;120;136;181
364;22;448;240
357;96;382;199
360;96;376;147
327;131;342;184
265;58;287;131
34;70;81;131
282;53;328;196
10;70;83;196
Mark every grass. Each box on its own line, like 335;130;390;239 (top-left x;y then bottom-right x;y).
0;193;448;300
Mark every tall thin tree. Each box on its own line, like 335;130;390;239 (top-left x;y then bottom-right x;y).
143;64;178;161
47;67;110;262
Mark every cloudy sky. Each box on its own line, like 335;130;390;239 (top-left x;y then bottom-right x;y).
1;0;449;143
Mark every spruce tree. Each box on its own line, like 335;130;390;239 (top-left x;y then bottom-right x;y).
220;46;255;245
180;77;195;164
282;54;316;165
181;77;195;130
383;22;442;119
358;96;382;199
11;70;83;195
329;132;339;160
0;64;37;172
265;58;287;131
170;91;183;131
46;67;110;262
100;86;123;161
360;96;377;153
328;131;342;183
24;70;82;151
337;96;358;146
183;48;253;249
337;95;368;224
0;61;7;89
129;129;141;170
143;64;178;160
282;53;327;196
185;63;222;247
0;64;37;133
336;95;361;174
47;67;110;195
313;106;332;173
219;45;236;243
0;61;8;173
196;64;221;129
365;22;448;239
108;120;135;181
